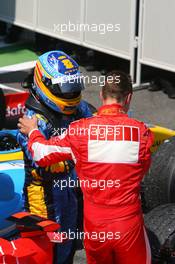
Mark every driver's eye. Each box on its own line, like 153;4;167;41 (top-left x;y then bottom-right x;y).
58;92;81;99
42;77;52;88
50;84;62;96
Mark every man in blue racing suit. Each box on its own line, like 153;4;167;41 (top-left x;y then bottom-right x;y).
17;50;92;264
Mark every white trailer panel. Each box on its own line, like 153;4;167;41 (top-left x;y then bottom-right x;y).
0;0;137;77
140;0;175;72
0;0;12;21
0;0;36;30
36;0;83;44
84;0;134;60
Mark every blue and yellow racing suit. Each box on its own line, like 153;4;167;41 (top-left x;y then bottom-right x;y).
17;99;92;264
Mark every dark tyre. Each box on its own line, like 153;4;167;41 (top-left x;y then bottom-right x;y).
145;204;175;264
0;88;6;129
143;137;175;212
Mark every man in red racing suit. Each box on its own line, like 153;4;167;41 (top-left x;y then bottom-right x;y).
18;71;154;264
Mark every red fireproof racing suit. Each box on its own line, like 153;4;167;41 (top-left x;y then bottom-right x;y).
27;104;154;264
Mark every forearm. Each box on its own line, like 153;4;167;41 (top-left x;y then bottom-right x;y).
28;130;73;167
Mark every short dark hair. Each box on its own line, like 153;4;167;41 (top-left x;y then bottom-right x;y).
102;70;133;102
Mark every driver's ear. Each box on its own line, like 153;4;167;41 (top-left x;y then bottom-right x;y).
125;93;132;106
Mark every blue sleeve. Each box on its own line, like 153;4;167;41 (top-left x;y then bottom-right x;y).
17;110;35;163
77;100;94;118
16;109;49;164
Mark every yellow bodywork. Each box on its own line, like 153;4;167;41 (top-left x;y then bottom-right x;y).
0;150;23;162
149;125;175;153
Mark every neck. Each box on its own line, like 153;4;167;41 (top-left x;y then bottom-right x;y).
102;99;130;113
103;98;122;106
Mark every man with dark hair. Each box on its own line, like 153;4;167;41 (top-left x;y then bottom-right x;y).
18;70;153;264
102;71;132;102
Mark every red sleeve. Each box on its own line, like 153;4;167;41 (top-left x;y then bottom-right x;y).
28;129;74;167
141;126;154;174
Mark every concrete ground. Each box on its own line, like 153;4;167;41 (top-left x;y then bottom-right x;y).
0;64;175;264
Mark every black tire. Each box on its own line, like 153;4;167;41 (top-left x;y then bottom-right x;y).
142;137;175;212
144;204;175;264
0;88;6;129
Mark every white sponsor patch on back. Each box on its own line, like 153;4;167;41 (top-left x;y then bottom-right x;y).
88;125;140;163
